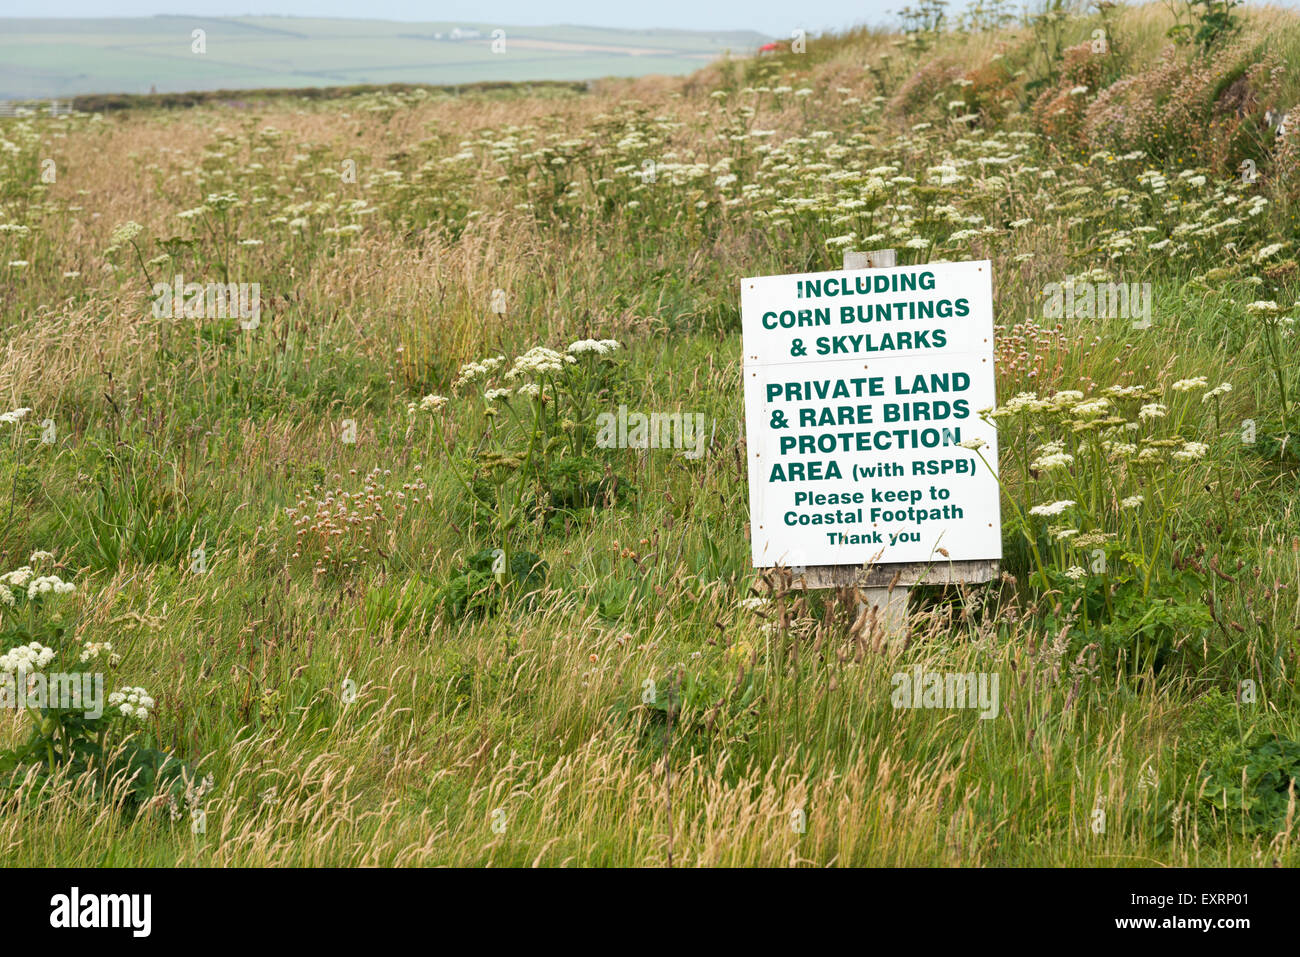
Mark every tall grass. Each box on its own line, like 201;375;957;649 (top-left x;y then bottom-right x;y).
0;1;1296;866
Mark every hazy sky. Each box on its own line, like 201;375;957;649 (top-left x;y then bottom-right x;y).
5;1;1296;38
0;0;899;36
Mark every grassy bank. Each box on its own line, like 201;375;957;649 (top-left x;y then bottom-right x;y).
0;1;1297;865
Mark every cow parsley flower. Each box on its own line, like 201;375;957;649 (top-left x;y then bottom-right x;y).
1071;398;1110;418
453;356;505;387
2;566;32;587
990;392;1047;417
1172;441;1208;461
80;641;119;665
505;347;573;379
108;686;155;720
1202;382;1232;402
27;575;75;598
1031;450;1074;472
0;642;55;673
110;221;143;245
567;339;620;356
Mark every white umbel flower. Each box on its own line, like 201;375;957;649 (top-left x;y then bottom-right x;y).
0;642;55;673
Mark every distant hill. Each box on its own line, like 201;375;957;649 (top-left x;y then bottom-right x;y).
0;16;771;99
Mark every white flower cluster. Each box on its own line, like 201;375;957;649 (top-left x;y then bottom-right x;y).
407;394;448;415
80;641;120;666
1171;441;1209;461
1031;448;1074;472
3;566;33;587
0;642;55;673
452;355;505;387
1255;243;1287;263
204;192;240;211
1048;390;1085;408
26;575;75;599
1029;500;1076;517
1202;382;1232;403
1103;384;1147;399
566;338;620;356
1072;398;1110;418
110;221;143;244
990;392;1048;417
108;686;155;720
0;566;66;603
0;407;31;425
505;346;574;380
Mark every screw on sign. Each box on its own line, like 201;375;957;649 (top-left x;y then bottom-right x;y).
740;249;1002;639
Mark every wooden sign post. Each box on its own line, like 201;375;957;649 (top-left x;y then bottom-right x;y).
741;249;1002;639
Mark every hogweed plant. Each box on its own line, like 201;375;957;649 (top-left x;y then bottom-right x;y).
1245;300;1296;457
412;338;622;586
978;377;1229;668
0;555;198;810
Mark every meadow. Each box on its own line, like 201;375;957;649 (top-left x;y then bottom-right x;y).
0;0;1298;866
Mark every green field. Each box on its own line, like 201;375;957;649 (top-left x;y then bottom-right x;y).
0;1;1299;868
0;16;771;100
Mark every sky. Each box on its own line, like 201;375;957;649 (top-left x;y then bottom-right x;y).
5;1;1297;42
0;0;901;37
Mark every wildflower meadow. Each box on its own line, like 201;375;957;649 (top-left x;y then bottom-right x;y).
0;0;1298;871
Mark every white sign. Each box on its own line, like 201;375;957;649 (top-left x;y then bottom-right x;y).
741;259;1001;569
